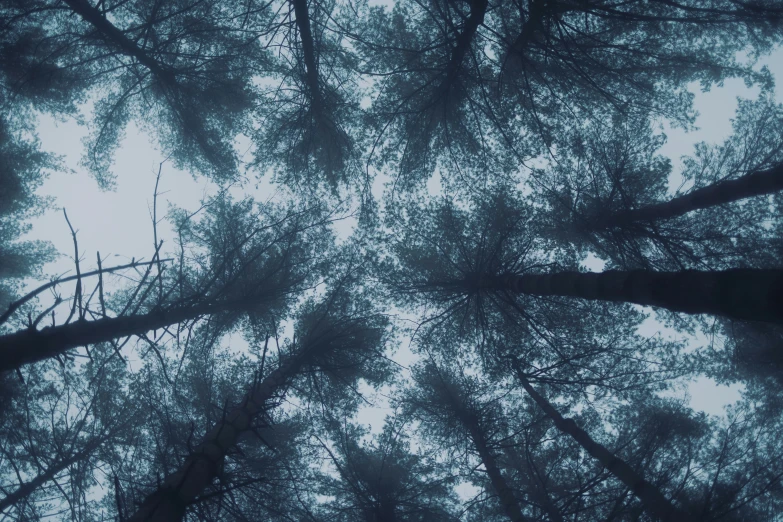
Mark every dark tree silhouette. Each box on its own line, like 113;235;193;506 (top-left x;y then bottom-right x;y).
407;363;527;522
0;195;332;372
3;1;783;520
127;290;389;521
512;364;688;522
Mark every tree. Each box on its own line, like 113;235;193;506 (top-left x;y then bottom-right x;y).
385;193;783;332
5;0;783;520
407;362;527;522
511;363;689;522
0;350;140;519
535;96;783;270
351;0;783;188
2;0;269;185
127;287;390;521
253;0;359;190
0;194;332;372
316;419;459;521
0;116;57;313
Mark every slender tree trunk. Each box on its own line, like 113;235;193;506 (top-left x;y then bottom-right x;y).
513;368;687;522
601;163;783;227
0;439;103;514
127;351;309;521
455;412;527;522
0;297;260;373
491;268;783;324
291;0;322;109
502;447;564;522
431;0;487;100
61;0;176;82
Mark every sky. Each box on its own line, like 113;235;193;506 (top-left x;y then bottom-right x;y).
21;45;783;428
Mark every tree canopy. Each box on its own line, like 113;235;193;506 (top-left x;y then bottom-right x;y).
2;0;783;520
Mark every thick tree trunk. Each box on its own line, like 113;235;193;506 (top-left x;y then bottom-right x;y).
601;163;783;227
0;297;258;373
514;369;687;522
492;268;783;324
61;0;176;82
127;352;307;521
0;439;103;514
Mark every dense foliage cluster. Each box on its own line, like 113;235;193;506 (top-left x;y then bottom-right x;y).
2;0;783;520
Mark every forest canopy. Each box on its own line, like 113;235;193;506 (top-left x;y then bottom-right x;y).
2;0;783;520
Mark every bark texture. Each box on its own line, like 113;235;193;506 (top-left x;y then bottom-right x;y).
515;369;687;522
495;268;783;324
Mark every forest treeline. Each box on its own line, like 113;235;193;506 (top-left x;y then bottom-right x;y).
2;0;783;520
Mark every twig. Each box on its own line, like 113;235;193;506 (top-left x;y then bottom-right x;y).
151;162;165;302
63;209;83;323
97;252;107;317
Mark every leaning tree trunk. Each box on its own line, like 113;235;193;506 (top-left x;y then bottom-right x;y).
127;349;311;521
513;368;687;522
452;408;527;522
600;162;783;227
62;0;176;82
468;424;528;522
489;268;783;324
0;298;248;373
0;438;104;514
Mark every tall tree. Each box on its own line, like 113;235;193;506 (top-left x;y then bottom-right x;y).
2;0;270;184
535;96;783;270
252;0;359;190
0;117;56;315
0;350;140;519
407;363;528;522
352;0;783;188
316;419;459;521
0;194;332;372
385;193;783;333
511;363;688;522
127;288;390;521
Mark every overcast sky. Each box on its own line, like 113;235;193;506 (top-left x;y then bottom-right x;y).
22;46;783;426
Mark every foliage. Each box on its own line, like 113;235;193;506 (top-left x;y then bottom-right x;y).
2;1;783;520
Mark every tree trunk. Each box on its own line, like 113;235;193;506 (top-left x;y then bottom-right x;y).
457;413;527;522
126;351;308;521
0;297;259;373
291;0;322;109
492;268;783;324
601;162;783;227
436;0;488;95
61;0;176;82
502;447;564;522
0;439;103;514
514;368;687;522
